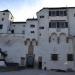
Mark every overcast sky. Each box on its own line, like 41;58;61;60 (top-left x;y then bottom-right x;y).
0;0;75;21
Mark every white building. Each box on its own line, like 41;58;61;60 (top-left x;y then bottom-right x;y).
0;7;75;70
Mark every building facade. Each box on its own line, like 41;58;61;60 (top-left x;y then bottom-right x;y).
0;7;75;70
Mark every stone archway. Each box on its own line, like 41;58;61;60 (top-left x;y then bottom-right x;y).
26;41;35;68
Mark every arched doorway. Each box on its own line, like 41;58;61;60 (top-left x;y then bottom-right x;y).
26;41;35;68
38;56;42;69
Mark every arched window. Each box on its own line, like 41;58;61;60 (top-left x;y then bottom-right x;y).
60;33;66;43
51;33;57;43
32;39;38;46
24;38;30;45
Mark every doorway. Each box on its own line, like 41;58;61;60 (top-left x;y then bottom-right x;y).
26;54;35;68
38;56;42;69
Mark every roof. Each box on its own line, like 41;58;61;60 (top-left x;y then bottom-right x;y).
0;9;14;18
12;22;26;24
37;7;75;13
0;9;10;12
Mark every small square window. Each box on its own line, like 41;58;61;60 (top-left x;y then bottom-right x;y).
31;31;34;33
39;26;44;29
3;13;5;15
40;16;44;18
2;18;4;21
11;29;14;34
51;54;58;61
67;54;74;61
30;25;35;28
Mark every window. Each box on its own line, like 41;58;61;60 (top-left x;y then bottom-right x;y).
3;13;5;15
60;11;64;16
39;26;44;29
30;25;35;28
64;11;67;16
49;22;51;28
57;22;60;28
11;29;14;34
65;22;68;28
67;54;74;61
56;11;59;16
22;31;25;34
49;21;68;28
49;11;51;16
51;22;56;28
51;54;58;61
40;16;44;18
49;10;67;16
31;31;34;33
66;37;69;43
61;22;65;28
0;24;3;29
51;11;56;16
49;37;51;43
2;18;4;21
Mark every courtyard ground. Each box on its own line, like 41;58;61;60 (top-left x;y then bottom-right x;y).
0;69;75;75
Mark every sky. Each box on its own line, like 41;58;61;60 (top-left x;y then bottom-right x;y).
0;0;75;21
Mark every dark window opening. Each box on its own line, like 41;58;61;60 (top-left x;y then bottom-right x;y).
60;11;63;16
56;11;59;16
49;11;51;16
51;22;56;28
30;25;35;28
51;54;58;61
64;11;67;16
39;27;44;29
0;24;3;29
31;31;34;33
66;37;69;43
40;16;44;18
51;11;56;16
65;22;68;28
49;22;51;28
2;18;4;21
67;54;74;61
3;13;5;15
11;30;14;34
57;22;60;28
49;37;51;43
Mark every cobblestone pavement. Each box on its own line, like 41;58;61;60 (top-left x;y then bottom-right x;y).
0;69;75;75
